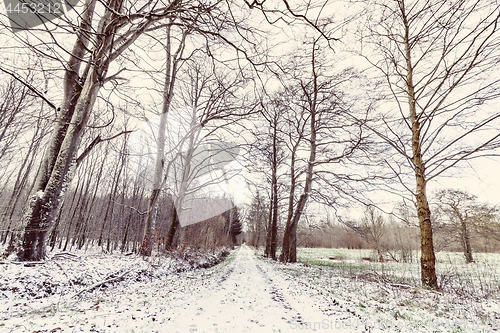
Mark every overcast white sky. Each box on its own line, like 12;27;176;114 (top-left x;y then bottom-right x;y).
1;0;499;223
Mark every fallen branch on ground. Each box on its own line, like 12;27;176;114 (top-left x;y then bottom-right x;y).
73;269;131;298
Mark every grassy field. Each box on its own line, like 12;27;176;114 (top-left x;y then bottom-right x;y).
295;248;500;296
256;247;500;332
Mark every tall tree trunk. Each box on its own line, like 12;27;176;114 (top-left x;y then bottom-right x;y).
71;145;100;249
255;199;262;247
141;188;161;254
106;138;128;253
282;146;315;263
123;181;140;251
265;118;279;260
265;190;274;257
98;157;122;248
164;154;193;251
63;185;84;252
77;146;107;249
270;157;279;260
281;65;318;264
402;1;437;288
49;206;64;251
280;137;300;262
140;23;187;255
6;0;124;261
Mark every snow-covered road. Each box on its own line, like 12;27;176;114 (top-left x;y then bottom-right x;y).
2;245;371;332
160;244;360;332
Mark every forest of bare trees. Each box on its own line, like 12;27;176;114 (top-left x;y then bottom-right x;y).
1;0;500;292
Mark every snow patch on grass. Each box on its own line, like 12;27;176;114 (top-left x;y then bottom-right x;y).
262;247;500;333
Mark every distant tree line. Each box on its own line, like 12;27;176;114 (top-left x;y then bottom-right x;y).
245;190;500;264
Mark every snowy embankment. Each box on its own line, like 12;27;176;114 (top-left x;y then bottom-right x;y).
0;247;229;332
1;245;499;332
0;245;367;332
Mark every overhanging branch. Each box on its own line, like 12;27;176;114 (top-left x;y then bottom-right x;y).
0;67;57;110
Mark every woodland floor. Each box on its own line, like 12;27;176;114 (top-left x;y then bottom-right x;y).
1;245;499;332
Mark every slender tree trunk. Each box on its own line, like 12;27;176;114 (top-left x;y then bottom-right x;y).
281;73;317;264
270;157;279;260
1;114;44;244
460;217;474;263
71;146;100;249
72;198;89;250
165;160;192;251
77;148;106;249
265;190;274;257
282;148;315;263
265;118;279;260
121;210;133;253
112;174;128;252
77;224;88;250
402;1;437;288
121;171;144;253
140;23;187;255
142;188;161;253
280;138;299;262
64;150;93;253
132;186;147;252
255;202;262;247
105;138;127;253
98;157;123;248
49;206;64;251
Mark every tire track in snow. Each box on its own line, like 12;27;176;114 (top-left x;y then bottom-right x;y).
254;261;306;325
2;246;367;332
161;245;362;332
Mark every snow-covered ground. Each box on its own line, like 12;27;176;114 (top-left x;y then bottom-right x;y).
1;245;499;332
0;245;368;332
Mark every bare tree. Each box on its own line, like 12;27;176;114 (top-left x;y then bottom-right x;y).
139;22;190;256
356;0;500;288
158;56;255;250
0;75;39;164
4;0;262;261
258;101;285;260
278;89;307;263
278;35;365;263
245;191;268;247
434;188;498;263
0;87;51;244
474;213;500;248
344;206;386;261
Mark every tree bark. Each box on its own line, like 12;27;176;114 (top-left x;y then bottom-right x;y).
459;215;474;263
401;0;437;289
264;190;274;257
7;0;125;261
280;138;298;263
165;205;180;250
265;119;279;260
140;23;187;255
